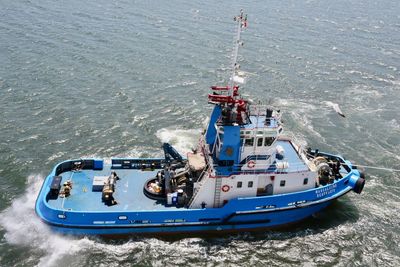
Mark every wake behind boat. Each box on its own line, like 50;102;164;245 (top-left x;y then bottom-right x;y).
35;11;365;236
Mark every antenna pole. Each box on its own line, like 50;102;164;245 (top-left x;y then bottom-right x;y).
228;10;247;97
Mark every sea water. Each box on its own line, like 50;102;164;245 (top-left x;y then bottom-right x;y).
0;0;399;266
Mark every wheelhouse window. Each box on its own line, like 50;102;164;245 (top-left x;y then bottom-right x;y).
237;181;242;188
264;137;275;146
280;180;286;187
248;181;253;188
245;138;254;146
257;138;263;147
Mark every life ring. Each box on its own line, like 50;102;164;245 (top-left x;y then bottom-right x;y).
247;160;256;168
221;185;230;192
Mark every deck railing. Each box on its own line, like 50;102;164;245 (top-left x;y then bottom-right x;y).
210;160;312;176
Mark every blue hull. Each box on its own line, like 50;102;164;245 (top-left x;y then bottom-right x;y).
35;158;361;236
44;202;332;236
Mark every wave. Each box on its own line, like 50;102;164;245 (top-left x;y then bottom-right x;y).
156;127;201;155
0;175;94;267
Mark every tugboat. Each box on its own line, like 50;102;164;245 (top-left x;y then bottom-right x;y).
35;11;365;236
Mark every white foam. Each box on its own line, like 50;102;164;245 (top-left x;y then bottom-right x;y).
0;175;208;266
47;151;66;161
388;119;400;130
156;128;201;155
0;175;94;267
53;139;67;144
182;81;197;86
18;134;40;142
284;100;325;142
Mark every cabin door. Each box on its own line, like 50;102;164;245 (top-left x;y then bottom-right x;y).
257;175;274;196
265;184;273;195
256;175;268;196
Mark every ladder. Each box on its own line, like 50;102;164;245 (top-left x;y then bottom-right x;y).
187;167;208;208
187;187;199;208
213;176;222;208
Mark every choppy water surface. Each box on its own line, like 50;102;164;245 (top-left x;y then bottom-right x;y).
1;0;399;266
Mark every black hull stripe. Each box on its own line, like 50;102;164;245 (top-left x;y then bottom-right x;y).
42;218;271;230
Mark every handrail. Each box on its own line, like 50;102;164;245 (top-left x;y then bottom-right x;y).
211;161;311;176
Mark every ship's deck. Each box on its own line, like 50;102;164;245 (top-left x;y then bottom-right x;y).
47;168;180;212
274;140;309;172
46;140;308;212
244;115;279;129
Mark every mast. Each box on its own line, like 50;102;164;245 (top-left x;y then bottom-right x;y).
228;10;247;98
207;10;249;125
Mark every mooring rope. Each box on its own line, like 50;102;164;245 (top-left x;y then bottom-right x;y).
350;164;400;172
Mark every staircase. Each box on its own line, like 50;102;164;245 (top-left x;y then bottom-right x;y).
213;177;222;208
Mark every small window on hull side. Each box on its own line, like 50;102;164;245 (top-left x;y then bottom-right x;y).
237;181;243;188
303;178;308;185
248;181;253;187
280;180;286;187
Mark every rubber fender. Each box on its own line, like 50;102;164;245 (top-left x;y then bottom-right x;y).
353;177;365;194
359;171;366;179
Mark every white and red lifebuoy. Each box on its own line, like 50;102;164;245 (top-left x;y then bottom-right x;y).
221;185;230;192
247;160;256;168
